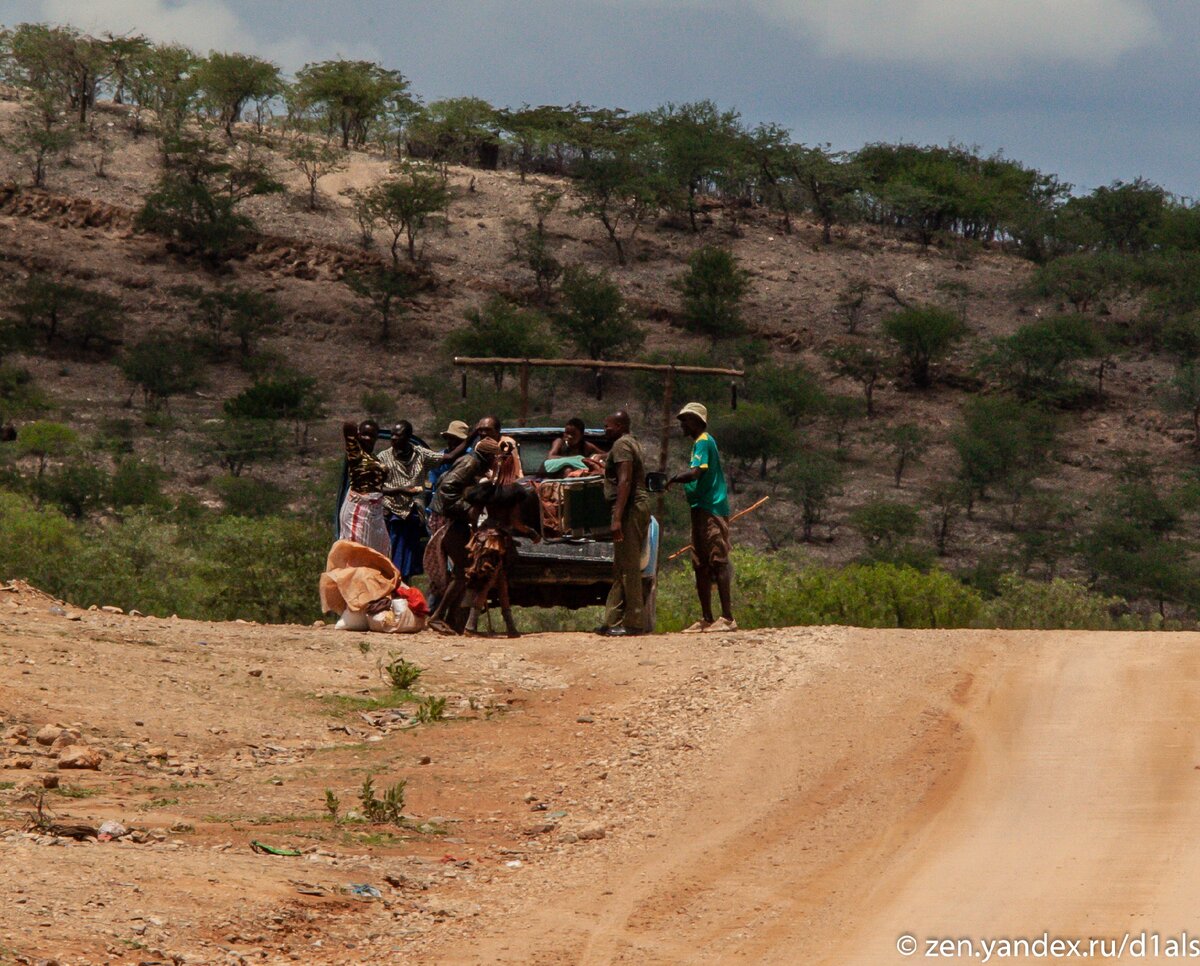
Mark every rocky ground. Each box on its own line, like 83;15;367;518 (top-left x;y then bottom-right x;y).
5;582;1200;965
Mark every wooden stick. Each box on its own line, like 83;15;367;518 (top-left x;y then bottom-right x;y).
667;496;771;560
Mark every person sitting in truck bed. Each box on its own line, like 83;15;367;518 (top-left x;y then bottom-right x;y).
544;418;605;477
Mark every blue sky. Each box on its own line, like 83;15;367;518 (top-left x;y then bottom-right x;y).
8;0;1195;195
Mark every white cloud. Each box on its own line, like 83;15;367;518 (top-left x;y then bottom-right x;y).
604;0;1162;73
770;0;1162;71
37;0;377;69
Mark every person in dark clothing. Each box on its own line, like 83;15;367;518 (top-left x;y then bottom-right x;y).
426;437;501;633
461;482;540;638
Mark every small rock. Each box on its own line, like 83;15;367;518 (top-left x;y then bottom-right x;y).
3;725;29;745
559;831;579;843
99;820;128;838
146;747;168;759
35;724;63;746
576;823;606;841
4;756;34;770
57;745;102;770
129;609;144;618
576;716;594;724
248;669;263;678
418;755;431;765
101;605;123;614
41;774;59;789
48;605;67;617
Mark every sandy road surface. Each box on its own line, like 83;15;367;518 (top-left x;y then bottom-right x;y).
3;584;1199;964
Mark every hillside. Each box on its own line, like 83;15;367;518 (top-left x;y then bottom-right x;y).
0;92;1190;609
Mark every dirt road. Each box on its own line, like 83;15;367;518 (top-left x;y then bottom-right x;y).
3;584;1198;964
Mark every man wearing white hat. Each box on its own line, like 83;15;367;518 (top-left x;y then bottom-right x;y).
668;402;736;633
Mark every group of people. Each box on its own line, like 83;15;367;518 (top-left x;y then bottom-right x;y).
336;402;736;638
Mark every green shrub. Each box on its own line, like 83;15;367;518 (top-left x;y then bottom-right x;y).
674;246;750;340
382;655;424;691
656;548;982;630
194;515;326;624
214;475;290;517
360;389;395;421
0;490;81;588
41;464;110;519
67;511;200;616
553;265;643;360
882;305;968;388
110;458;167;510
849;499;920;550
979;574;1121;630
446;296;555;389
120;338;205;410
812;563;981;628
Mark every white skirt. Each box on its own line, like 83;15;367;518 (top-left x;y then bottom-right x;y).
339;490;391;558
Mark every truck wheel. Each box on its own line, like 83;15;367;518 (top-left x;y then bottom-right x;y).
641;576;657;634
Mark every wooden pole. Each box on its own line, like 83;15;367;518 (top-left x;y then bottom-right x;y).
659;366;675;474
657;367;676;518
454;356;744;378
518;362;530;427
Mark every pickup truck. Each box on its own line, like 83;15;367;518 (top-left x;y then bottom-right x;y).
338;425;661;632
501;427;661;632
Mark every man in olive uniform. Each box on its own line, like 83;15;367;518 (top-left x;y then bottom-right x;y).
597;410;651;637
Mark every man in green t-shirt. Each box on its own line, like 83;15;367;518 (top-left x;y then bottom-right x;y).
668;402;736;632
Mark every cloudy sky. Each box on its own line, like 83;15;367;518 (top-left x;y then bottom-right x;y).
6;0;1195;194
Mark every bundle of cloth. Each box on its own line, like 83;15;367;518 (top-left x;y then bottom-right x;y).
318;539;429;633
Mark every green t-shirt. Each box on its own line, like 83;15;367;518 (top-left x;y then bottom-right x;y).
684;432;730;517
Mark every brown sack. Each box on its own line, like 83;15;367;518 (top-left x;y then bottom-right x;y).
318;539;401;614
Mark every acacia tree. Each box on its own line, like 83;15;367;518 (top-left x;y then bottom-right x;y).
446;297;555;389
1;24;110;125
675;246;751;340
136;131;283;265
882;305;968;389
649;100;746;232
826;341;890;417
1160;361;1200;447
784;144;864;244
3;88;76;188
359;165;452;265
17;421;78;485
286;138;347;210
179;285;280;356
511;189;563;302
343;268;413;340
120;338;205;410
195;51;282;138
553;265;643;360
573;117;662;265
126;42;198;139
880;423;930;487
291;59;411;149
